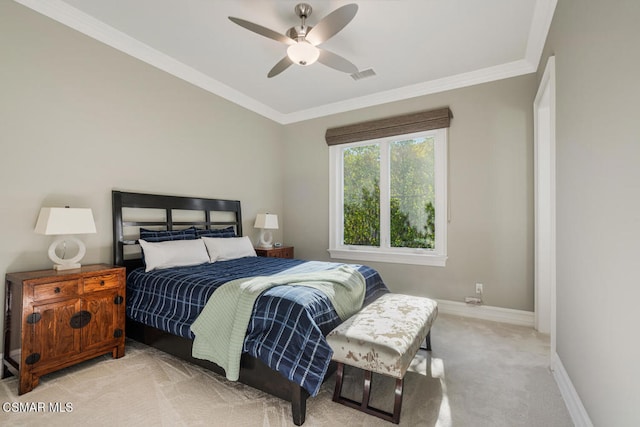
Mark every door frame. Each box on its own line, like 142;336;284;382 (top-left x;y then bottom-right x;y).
534;56;557;358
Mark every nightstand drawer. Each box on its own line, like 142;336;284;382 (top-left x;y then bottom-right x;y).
273;247;294;258
83;273;121;293
255;246;294;259
33;280;80;302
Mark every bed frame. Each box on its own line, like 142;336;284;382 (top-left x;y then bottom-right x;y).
111;190;312;425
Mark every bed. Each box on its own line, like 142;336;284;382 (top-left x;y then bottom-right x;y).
111;191;389;425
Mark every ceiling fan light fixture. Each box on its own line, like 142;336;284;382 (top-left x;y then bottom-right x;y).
230;3;359;77
287;41;319;66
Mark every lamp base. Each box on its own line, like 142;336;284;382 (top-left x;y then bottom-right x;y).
257;229;274;249
48;236;86;271
53;263;82;271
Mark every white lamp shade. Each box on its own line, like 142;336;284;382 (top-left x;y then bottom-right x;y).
254;213;279;230
34;207;97;235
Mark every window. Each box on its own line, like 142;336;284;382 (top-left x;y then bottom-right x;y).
329;128;448;266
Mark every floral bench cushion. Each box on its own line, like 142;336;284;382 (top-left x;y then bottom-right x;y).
327;293;438;379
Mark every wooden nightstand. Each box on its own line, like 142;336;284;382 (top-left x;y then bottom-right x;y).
2;264;126;394
255;246;294;259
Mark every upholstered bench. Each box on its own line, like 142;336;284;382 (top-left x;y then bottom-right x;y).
326;293;438;424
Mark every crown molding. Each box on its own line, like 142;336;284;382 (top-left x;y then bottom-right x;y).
281;59;536;124
15;0;556;125
525;0;558;67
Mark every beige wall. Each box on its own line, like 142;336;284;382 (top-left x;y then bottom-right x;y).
0;2;285;334
540;1;640;425
282;75;537;311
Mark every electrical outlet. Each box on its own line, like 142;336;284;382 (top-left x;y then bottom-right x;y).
476;283;483;294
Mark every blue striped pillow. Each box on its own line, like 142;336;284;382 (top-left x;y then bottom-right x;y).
195;226;236;238
139;226;197;242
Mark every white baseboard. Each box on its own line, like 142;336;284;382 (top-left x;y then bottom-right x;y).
436;299;535;327
551;352;594;427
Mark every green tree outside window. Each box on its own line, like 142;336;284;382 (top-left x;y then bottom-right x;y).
343;137;435;249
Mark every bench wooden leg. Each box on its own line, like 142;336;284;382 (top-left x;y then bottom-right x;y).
332;363;404;424
333;362;345;402
392;378;403;424
420;330;433;351
362;370;373;409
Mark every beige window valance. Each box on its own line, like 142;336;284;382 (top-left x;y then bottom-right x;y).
325;107;453;146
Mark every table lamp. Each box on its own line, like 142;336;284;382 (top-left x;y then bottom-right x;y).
254;213;278;249
34;206;97;270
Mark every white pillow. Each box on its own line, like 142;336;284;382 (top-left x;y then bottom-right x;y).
202;236;257;262
139;239;210;272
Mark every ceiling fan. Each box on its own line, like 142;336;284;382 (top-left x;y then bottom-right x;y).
229;3;359;78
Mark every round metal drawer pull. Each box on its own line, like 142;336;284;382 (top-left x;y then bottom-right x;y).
54;287;61;293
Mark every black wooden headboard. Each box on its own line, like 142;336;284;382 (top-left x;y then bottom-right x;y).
112;191;243;270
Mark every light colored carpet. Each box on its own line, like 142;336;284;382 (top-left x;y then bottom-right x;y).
0;314;572;426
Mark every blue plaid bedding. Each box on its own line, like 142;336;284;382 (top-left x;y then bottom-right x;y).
126;257;389;396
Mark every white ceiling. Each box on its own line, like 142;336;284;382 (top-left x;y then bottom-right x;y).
17;0;556;124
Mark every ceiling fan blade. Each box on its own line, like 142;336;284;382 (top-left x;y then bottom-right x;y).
268;57;293;78
228;17;295;45
317;49;358;74
306;4;358;46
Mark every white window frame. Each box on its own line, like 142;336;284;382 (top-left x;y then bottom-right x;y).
328;129;448;266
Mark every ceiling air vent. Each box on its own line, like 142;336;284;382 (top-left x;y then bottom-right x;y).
350;68;376;81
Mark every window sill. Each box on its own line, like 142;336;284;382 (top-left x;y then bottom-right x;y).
328;248;447;267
